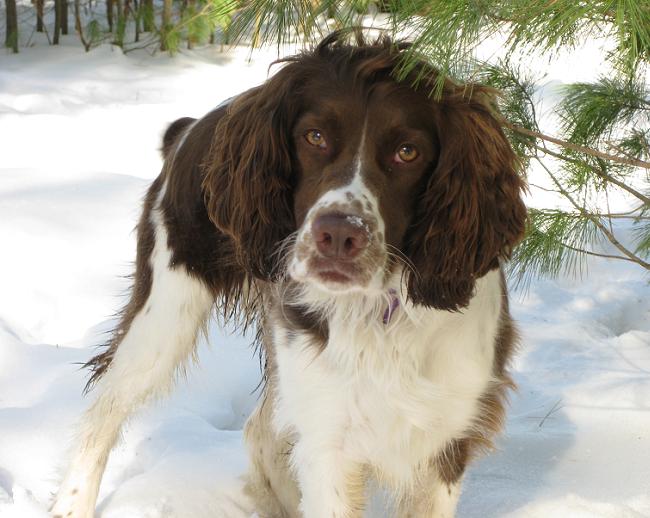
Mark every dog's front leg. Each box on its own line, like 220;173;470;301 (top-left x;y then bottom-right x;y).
291;441;366;518
397;469;463;518
50;188;214;518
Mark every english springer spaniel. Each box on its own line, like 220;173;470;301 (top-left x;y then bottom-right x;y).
52;33;527;518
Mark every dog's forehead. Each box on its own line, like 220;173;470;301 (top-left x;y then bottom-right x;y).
296;79;434;135
367;85;437;127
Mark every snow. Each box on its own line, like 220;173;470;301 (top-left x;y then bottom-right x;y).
1;34;649;518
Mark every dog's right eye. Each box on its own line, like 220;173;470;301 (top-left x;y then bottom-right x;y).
394;144;419;163
304;129;327;149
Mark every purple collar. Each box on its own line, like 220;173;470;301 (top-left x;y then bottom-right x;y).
382;289;400;325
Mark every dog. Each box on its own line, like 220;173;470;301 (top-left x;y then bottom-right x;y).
51;32;527;518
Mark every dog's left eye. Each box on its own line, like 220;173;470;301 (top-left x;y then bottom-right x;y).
305;129;327;149
394;144;419;163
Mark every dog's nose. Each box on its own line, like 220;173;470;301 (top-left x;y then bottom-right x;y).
312;213;369;260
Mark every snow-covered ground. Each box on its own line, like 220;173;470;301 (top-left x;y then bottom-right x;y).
0;34;649;518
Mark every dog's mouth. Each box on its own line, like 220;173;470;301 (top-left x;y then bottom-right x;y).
315;270;353;284
310;258;359;285
289;249;386;293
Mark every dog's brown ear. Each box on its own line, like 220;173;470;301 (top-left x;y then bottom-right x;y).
405;89;527;310
202;70;304;280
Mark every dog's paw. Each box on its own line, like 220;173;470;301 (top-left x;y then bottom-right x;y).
50;485;94;518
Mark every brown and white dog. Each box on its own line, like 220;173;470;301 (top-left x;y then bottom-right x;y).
51;33;527;518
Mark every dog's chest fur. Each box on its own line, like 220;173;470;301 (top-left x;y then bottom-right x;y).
268;269;502;488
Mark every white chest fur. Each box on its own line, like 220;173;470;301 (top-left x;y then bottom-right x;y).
272;269;502;492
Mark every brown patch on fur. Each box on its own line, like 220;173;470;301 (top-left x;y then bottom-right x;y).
493;269;520;377
281;301;329;348
161;109;253;309
434;273;520;482
465;273;520;455
435;438;470;486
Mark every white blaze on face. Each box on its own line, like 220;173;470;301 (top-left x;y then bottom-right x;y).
288;122;387;291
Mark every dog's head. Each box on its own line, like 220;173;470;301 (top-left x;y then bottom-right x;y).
203;33;527;311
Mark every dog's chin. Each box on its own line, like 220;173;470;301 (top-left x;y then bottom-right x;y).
288;257;379;295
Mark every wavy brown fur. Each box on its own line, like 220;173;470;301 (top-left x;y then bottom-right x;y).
405;91;527;310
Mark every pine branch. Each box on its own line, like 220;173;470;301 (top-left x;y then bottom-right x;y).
634;222;650;256
532;142;650;206
510;207;600;288
595;214;650;221
559;77;650;148
606;141;649;163
506;122;650;171
523;201;650;221
558;242;635;263
537;157;650;271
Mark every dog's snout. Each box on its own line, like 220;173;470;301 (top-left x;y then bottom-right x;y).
312;213;369;260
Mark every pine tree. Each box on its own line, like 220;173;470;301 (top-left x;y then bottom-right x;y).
219;0;650;285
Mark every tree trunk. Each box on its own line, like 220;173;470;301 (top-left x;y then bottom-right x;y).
74;0;91;51
107;0;114;32
142;0;153;32
36;0;44;32
53;0;61;44
160;0;172;51
5;0;18;52
61;0;69;34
